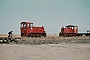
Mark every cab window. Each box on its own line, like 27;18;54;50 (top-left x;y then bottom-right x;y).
21;24;23;28
30;24;33;28
21;23;26;28
24;23;26;27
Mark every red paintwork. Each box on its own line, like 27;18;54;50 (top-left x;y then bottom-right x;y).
20;22;46;37
59;25;78;37
62;28;73;33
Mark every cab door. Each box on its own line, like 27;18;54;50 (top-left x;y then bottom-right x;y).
20;23;27;37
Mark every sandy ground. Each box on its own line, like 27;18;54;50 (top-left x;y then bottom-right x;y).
0;44;90;60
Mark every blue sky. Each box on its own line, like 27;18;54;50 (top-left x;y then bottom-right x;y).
0;0;90;34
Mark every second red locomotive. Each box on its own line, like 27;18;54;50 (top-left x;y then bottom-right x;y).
59;25;90;37
20;22;46;37
59;25;78;37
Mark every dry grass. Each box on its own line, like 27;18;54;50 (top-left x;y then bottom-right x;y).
13;36;90;45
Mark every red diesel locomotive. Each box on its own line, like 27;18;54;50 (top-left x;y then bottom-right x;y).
59;25;78;37
59;25;90;37
20;22;46;37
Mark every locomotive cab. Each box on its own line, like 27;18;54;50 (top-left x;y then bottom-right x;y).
20;22;33;37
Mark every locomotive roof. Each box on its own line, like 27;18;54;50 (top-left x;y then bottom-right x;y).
66;25;78;27
21;22;33;24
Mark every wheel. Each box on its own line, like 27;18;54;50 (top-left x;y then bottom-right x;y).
31;36;33;38
66;34;69;37
28;34;30;37
42;33;46;37
43;33;46;37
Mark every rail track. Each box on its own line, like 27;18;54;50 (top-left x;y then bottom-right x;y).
0;37;22;44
